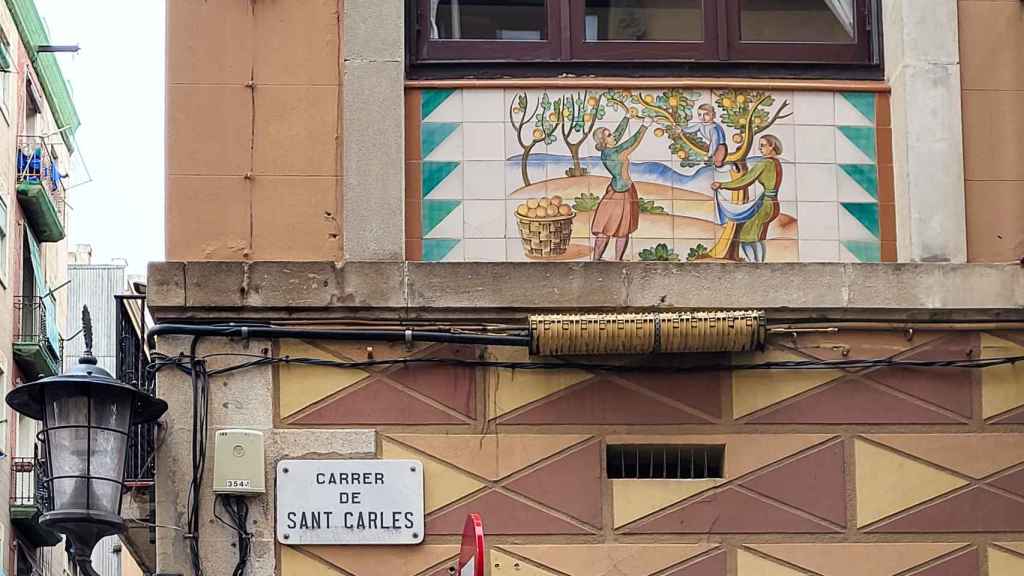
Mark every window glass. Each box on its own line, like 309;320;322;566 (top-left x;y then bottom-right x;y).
431;0;547;40
0;195;7;281
584;0;703;41
740;0;855;43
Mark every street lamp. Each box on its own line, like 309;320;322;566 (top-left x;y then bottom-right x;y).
5;307;167;575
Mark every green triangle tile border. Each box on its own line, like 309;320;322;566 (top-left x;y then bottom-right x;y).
421;122;459;159
422;238;460;262
841;92;876;125
422;199;462;236
421;89;456;121
841;202;880;239
839;164;879;200
838;126;877;162
842;240;881;263
422;161;460;198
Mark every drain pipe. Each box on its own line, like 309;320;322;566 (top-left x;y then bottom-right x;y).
146;324;532;351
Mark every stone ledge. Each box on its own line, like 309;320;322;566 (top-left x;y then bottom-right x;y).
147;261;1024;321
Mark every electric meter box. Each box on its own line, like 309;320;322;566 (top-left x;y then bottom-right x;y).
213;429;266;494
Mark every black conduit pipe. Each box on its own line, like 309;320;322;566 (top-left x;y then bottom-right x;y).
146;323;532;351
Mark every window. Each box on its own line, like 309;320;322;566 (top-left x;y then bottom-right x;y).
0;33;10;120
607;444;724;479
0;194;7;286
414;0;876;64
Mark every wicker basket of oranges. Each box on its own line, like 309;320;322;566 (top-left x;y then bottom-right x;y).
514;195;576;257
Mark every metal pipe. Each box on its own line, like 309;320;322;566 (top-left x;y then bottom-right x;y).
146;324;531;351
768;322;1024;332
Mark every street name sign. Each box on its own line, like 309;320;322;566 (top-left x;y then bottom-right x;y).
276;459;424;545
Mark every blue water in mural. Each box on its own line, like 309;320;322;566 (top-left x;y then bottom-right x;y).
505;153;770;194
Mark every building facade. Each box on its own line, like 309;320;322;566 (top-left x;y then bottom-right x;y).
150;2;1024;576
0;0;81;575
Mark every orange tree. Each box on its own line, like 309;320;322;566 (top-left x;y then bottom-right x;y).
559;91;606;177
510;92;562;187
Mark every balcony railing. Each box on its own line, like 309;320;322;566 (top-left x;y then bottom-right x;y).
10;456;50;510
13;295;61;380
9;451;61;547
16;135;66;242
116;294;157;486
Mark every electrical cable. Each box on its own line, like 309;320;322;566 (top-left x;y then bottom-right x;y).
148;351;1024;378
215;495;253;576
186;337;208;576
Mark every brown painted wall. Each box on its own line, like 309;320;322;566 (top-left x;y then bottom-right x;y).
959;0;1024;262
275;330;1024;576
165;0;343;262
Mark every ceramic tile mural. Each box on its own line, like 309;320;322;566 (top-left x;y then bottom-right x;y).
406;88;895;263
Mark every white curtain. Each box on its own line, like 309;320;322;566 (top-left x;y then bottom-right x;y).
823;0;855;37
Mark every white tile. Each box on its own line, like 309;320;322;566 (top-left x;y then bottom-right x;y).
798;240;840;262
425;204;463;239
777;162;797;202
836;166;877;203
795;164;838;202
463;161;507;199
796;202;838;240
506;120;548;159
463;200;506;239
425;125;463;161
759;124;795;163
835;94;874;127
506;159;547;196
769;91;796;125
835;130;874;164
793;92;835;126
463;123;506;161
462;89;505;122
423;90;462;122
794;125;836;164
838;205;877;242
422;163;463;200
506;238;531;261
630;123;671;161
464;238;507;261
441;240;465;262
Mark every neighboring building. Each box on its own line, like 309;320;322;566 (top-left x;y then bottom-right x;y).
62;249;133;576
0;0;81;575
148;2;1023;576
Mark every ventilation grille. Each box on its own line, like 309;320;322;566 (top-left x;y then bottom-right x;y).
607;444;724;480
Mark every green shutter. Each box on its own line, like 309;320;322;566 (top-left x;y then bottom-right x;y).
0;43;10;73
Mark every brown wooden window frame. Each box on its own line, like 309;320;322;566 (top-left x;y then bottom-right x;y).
412;0;878;66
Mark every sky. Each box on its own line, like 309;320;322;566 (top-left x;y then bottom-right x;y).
35;0;165;275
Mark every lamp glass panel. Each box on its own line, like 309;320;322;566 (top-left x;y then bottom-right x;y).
44;383;89;511
89;388;132;514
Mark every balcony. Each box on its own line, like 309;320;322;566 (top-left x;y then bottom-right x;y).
16;136;66;242
10;456;61;547
13;296;61;381
115;293;159;574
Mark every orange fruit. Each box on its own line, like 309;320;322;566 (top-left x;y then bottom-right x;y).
550;195;563;207
558;204;572;216
527;198;540;209
654;128;665;138
532;128;544;139
546;206;559;217
516;204;529;216
538;197;550;208
527;208;538;218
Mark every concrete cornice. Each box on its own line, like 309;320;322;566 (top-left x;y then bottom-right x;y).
146;261;1024;323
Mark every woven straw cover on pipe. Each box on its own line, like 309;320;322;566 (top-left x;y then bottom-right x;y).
530;311;765;355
